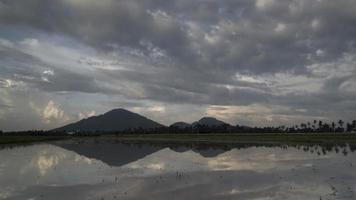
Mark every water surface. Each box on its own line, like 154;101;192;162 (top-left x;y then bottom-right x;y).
0;139;355;200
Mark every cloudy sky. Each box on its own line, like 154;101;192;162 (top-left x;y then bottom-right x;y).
0;0;356;131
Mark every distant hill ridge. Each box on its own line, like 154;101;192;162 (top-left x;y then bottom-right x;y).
193;117;228;126
170;122;191;129
53;108;230;132
170;117;229;128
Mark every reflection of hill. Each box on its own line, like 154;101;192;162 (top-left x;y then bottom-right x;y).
56;139;356;167
56;140;233;167
169;146;227;157
57;141;163;167
192;148;227;157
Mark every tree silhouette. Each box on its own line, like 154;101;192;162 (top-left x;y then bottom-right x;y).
338;120;343;127
331;122;336;132
318;120;323;131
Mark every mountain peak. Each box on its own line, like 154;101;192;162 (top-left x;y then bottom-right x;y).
193;117;227;126
170;121;191;128
103;108;136;116
107;108;129;112
53;108;164;132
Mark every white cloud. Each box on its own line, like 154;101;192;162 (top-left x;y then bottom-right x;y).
148;106;166;113
78;110;96;120
235;73;264;84
274;23;286;33
255;0;274;9
20;38;39;47
316;49;325;57
43;69;54;76
42;101;68;124
0;38;14;48
311;18;321;30
0;79;14;88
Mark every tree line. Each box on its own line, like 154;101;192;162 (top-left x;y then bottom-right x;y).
1;120;356;135
164;119;356;134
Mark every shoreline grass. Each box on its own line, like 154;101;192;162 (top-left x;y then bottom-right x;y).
0;136;68;145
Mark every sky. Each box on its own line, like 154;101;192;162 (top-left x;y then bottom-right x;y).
0;0;356;131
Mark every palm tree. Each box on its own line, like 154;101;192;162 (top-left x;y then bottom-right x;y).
331;122;336;132
318;120;323;132
346;123;352;132
338;120;344;131
313;120;317;131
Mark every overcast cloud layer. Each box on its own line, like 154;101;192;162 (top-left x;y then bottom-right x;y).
0;0;355;131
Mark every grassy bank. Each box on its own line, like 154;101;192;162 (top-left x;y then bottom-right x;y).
113;133;356;145
0;136;68;145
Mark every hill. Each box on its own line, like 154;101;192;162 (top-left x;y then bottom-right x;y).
53;108;164;132
170;122;191;129
192;117;228;127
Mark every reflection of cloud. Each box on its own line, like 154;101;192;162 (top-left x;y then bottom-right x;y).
124;148;205;175
33;150;67;176
147;163;165;170
74;155;93;165
126;147;328;175
207;155;267;172
1;143;354;200
129;162;165;170
207;149;328;172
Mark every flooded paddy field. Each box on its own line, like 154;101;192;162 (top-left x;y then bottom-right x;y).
0;138;355;200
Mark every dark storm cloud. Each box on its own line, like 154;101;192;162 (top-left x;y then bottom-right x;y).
0;43;116;94
98;67;270;105
1;0;356;74
0;0;356;130
0;0;195;65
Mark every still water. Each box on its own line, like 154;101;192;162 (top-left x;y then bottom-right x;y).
0;139;355;200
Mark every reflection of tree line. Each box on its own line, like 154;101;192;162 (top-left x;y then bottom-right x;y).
1;141;355;168
55;141;356;167
96;140;356;157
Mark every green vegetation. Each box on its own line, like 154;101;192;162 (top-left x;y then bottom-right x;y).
0;136;67;145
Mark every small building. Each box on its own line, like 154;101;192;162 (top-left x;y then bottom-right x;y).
67;131;76;135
